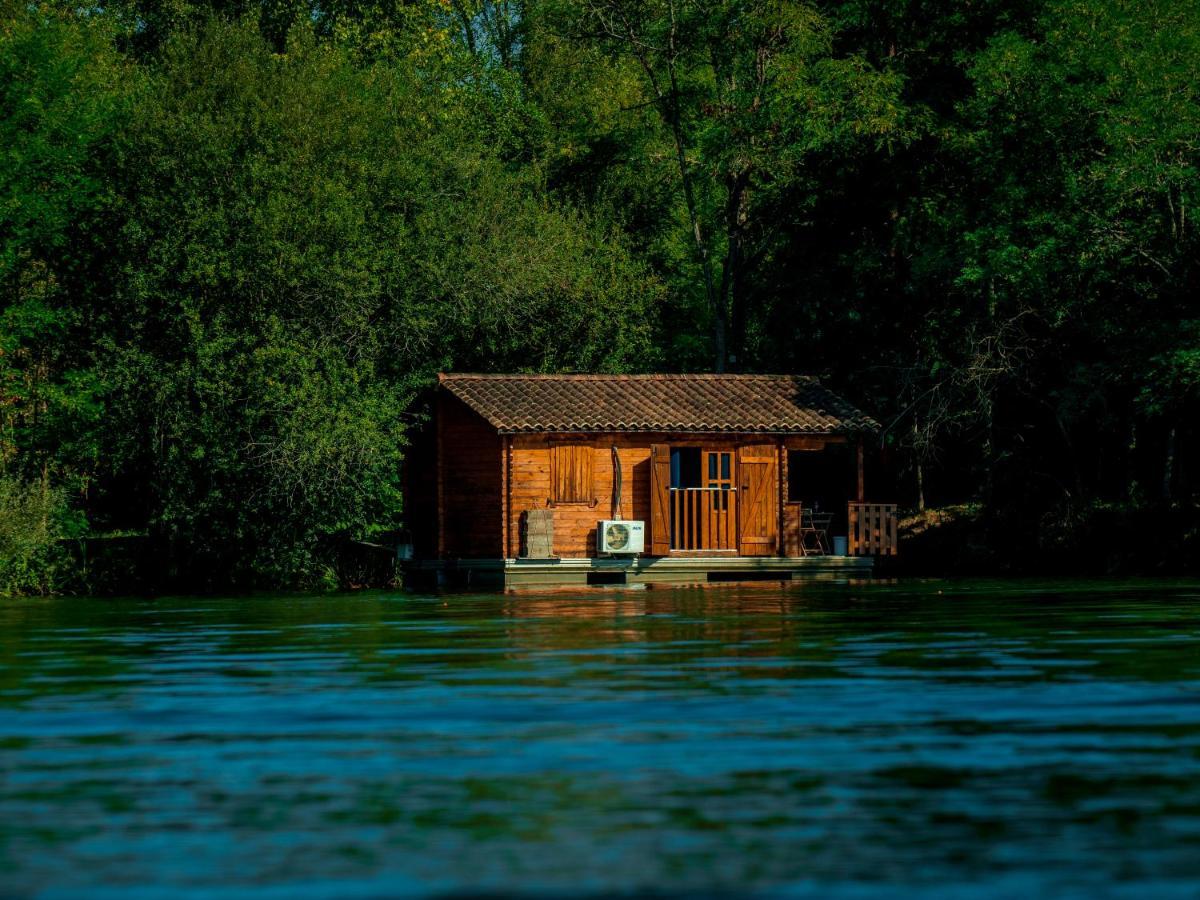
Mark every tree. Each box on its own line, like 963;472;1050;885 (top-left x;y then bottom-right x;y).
85;17;659;585
1051;0;1200;500
531;0;904;370
0;4;130;589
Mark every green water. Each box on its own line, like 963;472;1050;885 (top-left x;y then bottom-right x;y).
2;579;1200;898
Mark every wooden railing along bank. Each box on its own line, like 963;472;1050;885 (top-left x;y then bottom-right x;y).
848;502;899;556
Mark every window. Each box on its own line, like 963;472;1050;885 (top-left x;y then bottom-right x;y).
707;450;733;510
551;442;594;504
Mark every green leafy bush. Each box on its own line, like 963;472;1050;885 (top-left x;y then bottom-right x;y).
0;476;79;595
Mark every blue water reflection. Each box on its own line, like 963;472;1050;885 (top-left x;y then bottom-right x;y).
2;580;1200;898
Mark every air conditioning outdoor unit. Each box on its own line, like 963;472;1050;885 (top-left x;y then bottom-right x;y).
598;519;645;554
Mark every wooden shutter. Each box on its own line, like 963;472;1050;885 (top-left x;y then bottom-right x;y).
649;443;671;555
551;442;594;504
737;444;778;556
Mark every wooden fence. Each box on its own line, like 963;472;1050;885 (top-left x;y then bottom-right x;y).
848;502;899;556
671;487;736;551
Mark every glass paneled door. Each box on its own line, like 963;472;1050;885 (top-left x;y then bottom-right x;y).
706;451;733;501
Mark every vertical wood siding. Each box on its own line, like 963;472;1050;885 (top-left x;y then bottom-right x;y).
551;442;595;504
783;503;805;557
438;394;503;558
509;435;652;558
403;417;439;558
408;396;848;561
505;434;833;559
776;441;786;555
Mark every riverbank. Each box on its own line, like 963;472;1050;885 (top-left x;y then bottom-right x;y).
4;501;1197;598
892;502;1200;577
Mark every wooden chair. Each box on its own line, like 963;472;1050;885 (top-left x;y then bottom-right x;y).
799;507;833;556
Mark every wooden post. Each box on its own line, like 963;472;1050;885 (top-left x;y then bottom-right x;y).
856;438;865;502
649;444;671;555
435;389;445;558
507;436;514;559
777;440;785;556
500;435;510;560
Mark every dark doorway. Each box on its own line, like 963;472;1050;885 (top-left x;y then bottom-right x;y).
670;447;702;488
788;446;854;534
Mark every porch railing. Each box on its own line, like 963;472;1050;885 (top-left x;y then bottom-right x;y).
848;502;899;556
670;487;736;551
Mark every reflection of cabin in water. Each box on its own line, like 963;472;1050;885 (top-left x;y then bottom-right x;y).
404;373;897;588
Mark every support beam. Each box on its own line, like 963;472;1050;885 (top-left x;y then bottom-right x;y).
856;439;865;502
776;440;786;556
502;435;512;560
436;390;445;558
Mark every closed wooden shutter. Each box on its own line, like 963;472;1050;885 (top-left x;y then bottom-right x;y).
649;443;670;555
551;442;594;504
737;443;778;556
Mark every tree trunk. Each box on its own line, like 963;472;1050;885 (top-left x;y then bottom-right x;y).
40;460;51;534
727;176;750;372
1126;419;1138;502
712;311;728;374
1162;423;1177;503
606;6;723;371
718;171;749;372
450;0;477;56
915;458;925;513
912;418;925;512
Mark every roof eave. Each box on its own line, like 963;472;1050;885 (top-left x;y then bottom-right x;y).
495;426;879;436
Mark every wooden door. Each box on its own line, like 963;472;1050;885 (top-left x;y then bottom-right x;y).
649;443;670;555
738;444;778;556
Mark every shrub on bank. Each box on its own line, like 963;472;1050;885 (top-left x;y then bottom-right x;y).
897;501;1200;576
0;476;78;596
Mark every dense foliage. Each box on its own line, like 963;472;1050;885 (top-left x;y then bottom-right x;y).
0;0;1195;590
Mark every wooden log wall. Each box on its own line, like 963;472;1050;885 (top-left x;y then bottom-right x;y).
404;417;439;558
437;394;503;558
411;395;860;562
508;435;652;558
783;503;805;557
507;434;839;559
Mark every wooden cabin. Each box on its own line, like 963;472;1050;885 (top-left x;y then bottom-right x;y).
404;373;897;588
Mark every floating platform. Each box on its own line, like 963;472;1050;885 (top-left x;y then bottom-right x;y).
404;554;874;590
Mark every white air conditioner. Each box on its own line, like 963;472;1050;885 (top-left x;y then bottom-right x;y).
598;519;645;554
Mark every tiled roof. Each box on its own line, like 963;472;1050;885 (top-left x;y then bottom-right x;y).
439;373;879;435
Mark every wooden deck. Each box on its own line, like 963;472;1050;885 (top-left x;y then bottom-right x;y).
405;554;874;590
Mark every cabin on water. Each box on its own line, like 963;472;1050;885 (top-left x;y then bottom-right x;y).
403;373;897;588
